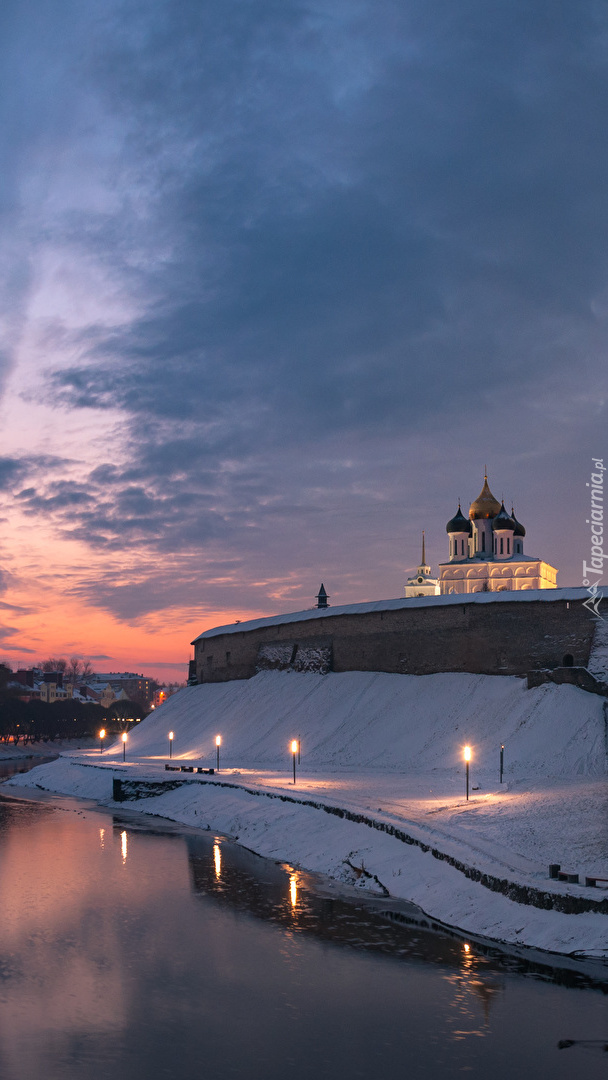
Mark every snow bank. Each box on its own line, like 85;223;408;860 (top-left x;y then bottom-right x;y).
99;670;606;778
0;738;98;762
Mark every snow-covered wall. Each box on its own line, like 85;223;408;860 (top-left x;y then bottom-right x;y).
193;589;601;684
110;670;607;778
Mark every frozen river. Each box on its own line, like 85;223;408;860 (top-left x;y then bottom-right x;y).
0;761;606;1080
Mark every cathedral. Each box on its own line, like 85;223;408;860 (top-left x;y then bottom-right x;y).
438;475;557;594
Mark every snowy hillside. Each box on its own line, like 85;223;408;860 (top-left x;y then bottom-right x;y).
107;670;607;778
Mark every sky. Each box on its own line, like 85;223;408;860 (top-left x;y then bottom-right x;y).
1;0;607;681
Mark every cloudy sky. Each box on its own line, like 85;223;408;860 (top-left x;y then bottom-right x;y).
0;0;607;678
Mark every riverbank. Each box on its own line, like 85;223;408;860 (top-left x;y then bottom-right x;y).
5;670;607;959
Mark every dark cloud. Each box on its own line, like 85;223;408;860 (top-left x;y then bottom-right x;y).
46;0;608;436
3;0;608;617
141;660;187;669
0;458;27;491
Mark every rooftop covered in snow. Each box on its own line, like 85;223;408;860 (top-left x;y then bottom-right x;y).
193;586;599;642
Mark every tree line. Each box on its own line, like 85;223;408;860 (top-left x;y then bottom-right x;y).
0;664;146;744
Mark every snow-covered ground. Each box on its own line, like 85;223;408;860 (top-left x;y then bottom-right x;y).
5;671;608;959
0;737;96;761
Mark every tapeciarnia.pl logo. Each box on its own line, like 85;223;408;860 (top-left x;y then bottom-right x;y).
582;458;606;618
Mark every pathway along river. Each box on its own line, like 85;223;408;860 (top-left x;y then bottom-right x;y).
0;759;606;1080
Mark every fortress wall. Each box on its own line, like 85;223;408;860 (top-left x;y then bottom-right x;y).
195;597;597;683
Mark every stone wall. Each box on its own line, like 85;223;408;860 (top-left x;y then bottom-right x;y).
194;596;597;683
527;666;608;697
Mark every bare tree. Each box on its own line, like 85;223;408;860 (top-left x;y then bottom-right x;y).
163;681;186;694
65;657;94;684
39;658;67;673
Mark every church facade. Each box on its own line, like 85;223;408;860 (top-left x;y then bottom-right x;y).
439;476;557;594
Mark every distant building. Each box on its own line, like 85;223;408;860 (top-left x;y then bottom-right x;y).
14;669;35;688
404;533;440;597
99;684;117;708
440;475;557;594
38;672;73;702
92;672;152;700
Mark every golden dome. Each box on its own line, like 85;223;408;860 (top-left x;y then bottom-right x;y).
469;476;502;520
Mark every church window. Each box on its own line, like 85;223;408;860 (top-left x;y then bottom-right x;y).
507;538;510;554
461;539;465;555
481;532;485;551
500;538;504;554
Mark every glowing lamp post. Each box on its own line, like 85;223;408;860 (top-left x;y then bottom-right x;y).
169;731;174;759
215;735;221;772
291;740;298;784
99;729;106;754
500;744;504;784
464;745;471;801
122;732;127;762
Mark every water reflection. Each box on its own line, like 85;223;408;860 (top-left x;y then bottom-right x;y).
181;829;606;992
0;775;605;1080
441;938;502;1041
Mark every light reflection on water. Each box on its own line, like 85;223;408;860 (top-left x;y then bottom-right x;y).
0;775;605;1080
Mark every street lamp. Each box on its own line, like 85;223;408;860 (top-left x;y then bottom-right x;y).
291;740;298;784
464;745;471;801
215;735;221;772
122;732;127;762
99;728;106;754
500;743;504;784
169;731;174;759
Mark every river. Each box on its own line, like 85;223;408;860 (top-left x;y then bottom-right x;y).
0;760;606;1080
